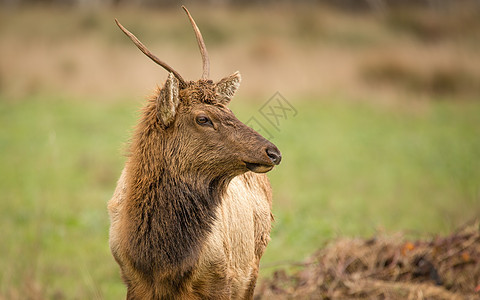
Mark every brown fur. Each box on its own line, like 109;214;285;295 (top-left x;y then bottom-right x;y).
108;78;281;299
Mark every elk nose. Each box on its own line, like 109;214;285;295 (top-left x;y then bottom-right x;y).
266;146;282;165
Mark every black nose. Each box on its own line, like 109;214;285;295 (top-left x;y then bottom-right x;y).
266;146;282;165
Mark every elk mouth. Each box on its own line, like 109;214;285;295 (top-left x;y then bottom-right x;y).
244;162;274;173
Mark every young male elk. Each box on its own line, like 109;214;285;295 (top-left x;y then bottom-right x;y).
108;6;281;299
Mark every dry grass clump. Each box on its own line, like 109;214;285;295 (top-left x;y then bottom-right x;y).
256;220;480;299
385;2;480;43
362;57;480;97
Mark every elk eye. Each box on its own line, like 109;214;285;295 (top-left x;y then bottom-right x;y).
196;115;213;127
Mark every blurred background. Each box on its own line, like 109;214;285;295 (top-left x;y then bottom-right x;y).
1;0;479;298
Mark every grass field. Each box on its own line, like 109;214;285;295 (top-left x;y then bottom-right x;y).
1;94;479;299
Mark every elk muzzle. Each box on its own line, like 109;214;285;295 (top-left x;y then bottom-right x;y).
244;143;281;173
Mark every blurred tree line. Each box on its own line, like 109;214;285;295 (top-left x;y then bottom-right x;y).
1;0;478;11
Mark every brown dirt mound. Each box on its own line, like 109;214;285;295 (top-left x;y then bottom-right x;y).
256;220;480;299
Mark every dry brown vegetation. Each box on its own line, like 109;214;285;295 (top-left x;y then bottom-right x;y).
362;55;480;97
1;3;479;102
256;220;480;299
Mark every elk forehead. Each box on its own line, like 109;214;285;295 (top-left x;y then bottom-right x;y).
180;80;218;105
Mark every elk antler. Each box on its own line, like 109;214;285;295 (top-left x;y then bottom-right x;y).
115;18;186;87
182;6;210;80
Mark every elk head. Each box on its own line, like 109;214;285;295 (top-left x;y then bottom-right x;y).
116;6;281;182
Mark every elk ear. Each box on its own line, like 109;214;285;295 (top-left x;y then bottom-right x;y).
215;71;241;105
157;72;180;127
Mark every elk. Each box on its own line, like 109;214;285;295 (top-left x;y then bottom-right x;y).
108;6;281;299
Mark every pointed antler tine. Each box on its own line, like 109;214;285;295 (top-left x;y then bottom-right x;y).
182;6;210;80
115;18;186;87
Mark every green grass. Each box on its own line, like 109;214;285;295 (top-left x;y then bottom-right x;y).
232;97;480;274
1;94;479;298
0;96;135;299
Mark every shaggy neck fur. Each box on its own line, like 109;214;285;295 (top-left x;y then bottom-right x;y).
122;92;231;283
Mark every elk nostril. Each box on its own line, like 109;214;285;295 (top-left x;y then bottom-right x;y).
266;147;282;165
